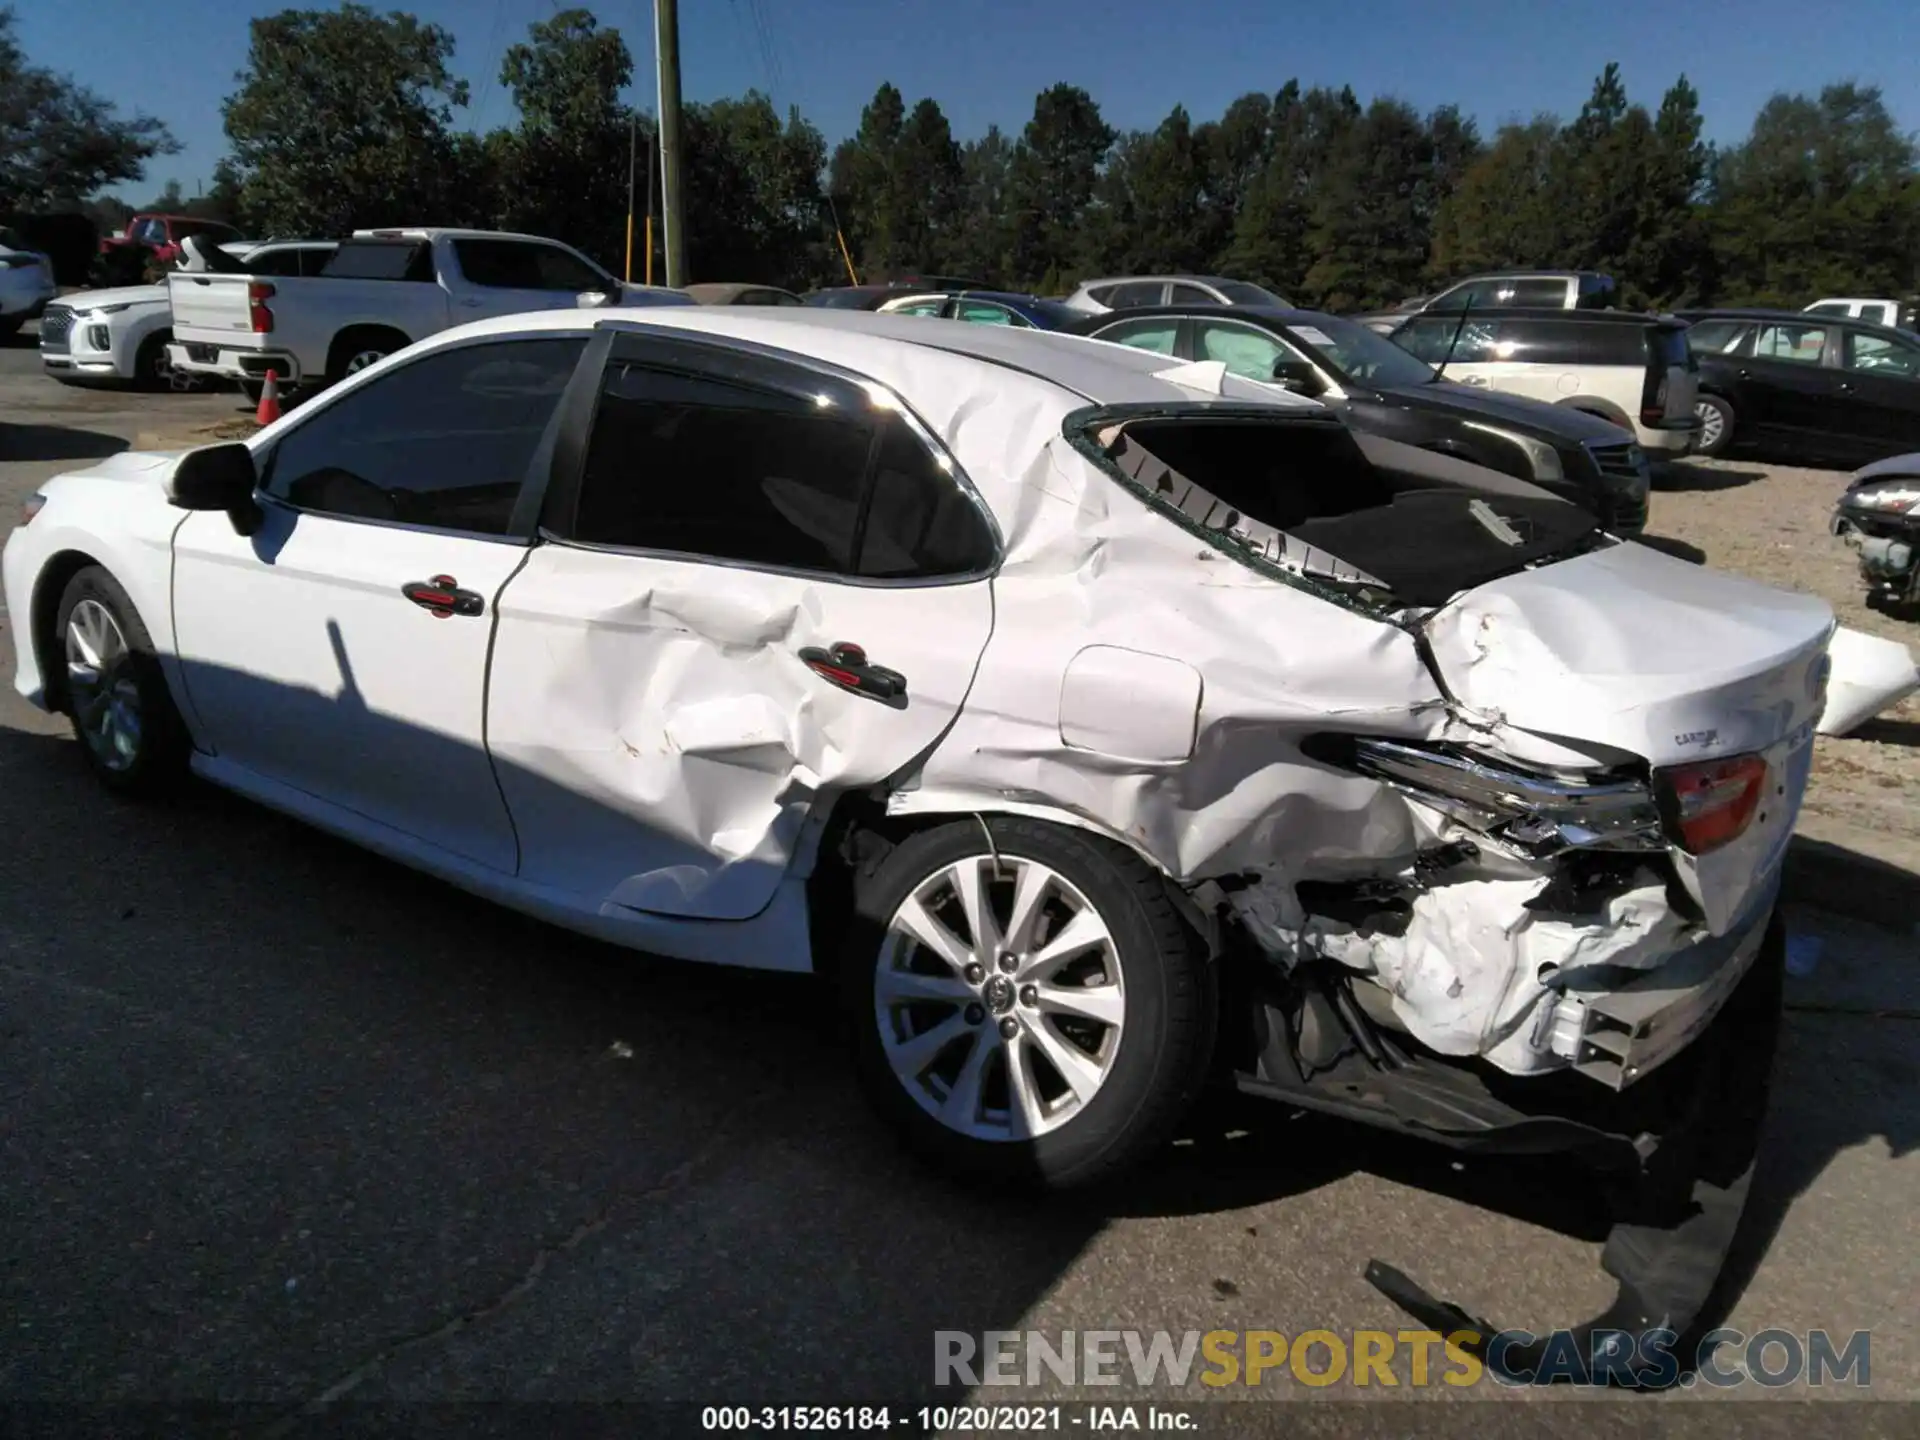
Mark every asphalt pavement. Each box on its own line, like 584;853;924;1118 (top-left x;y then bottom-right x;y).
1;322;1916;1429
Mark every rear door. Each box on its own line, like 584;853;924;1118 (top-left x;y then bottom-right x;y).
1837;326;1920;458
485;331;1000;921
1744;319;1847;450
1646;322;1699;429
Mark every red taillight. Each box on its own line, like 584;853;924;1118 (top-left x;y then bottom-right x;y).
1642;374;1669;425
248;281;275;333
1661;754;1769;854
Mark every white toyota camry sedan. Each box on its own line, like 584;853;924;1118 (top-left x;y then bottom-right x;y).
3;304;1838;1355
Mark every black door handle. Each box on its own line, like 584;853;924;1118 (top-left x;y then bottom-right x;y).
402;574;485;618
799;641;908;709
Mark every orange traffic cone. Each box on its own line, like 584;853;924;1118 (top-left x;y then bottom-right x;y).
255;370;282;425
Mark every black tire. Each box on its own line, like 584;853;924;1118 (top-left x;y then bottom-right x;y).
50;566;190;798
326;327;408;385
845;816;1215;1191
1695;393;1736;457
134;331;186;392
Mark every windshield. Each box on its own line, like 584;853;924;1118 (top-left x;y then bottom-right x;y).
1214;280;1285;306
1285;315;1439;387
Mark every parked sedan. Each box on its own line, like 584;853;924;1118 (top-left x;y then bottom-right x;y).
1679;308;1920;463
6;304;1829;1365
878;289;1082;330
684;282;804;306
1069;305;1651;531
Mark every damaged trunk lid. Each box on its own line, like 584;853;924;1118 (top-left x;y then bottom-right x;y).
1421;538;1834;932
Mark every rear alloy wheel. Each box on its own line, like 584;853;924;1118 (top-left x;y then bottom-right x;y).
1694;394;1735;457
52;567;188;797
848;817;1214;1190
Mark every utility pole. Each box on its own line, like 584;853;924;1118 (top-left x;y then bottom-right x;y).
653;0;687;287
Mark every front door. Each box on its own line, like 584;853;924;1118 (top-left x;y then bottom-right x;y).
170;333;590;871
1838;326;1920;460
486;336;1001;921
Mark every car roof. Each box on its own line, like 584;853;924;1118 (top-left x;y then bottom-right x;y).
347;227;580;245
1071;304;1344;328
1076;275;1244;290
1679;306;1882;325
1397;306;1675;325
1443;269;1606;279
419;305;1323;430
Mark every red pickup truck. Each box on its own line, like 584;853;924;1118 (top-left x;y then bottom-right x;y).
99;213;242;267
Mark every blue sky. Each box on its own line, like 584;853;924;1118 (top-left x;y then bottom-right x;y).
18;0;1920;202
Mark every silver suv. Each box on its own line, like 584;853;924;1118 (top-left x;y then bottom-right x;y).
1061;274;1288;314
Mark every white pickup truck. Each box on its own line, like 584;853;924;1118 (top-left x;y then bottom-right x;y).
167;226;695;396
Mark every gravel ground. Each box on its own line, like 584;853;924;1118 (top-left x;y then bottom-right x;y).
1645;458;1920;866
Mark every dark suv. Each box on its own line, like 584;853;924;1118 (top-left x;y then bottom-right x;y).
1069;306;1653;532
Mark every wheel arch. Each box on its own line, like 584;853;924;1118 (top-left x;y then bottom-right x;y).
30;548;108;714
805;789;1211;978
1556;395;1635;430
326;323;412;379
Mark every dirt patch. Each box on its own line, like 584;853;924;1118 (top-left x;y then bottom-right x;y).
133;418;261;450
1646;458;1920;859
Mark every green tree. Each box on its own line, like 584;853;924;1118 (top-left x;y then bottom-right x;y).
682;92;826;287
1194;91;1273;268
494;8;635;268
1222;83;1359;297
1712;83;1920;303
1626;76;1714;304
828;83;907;278
1007;84;1115;288
221;3;470;236
1428;116;1561;280
1303;97;1434;310
947;126;1016;284
0;4;176;214
1086;106;1208;276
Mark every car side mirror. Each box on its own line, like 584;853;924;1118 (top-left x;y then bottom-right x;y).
167;441;263;534
1270;358;1326;397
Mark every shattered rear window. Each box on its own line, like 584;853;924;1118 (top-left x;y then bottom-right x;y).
1074;408;1603;611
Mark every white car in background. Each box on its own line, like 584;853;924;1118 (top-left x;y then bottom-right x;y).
0;226;58;338
39;240;337;390
2;305;1839;1367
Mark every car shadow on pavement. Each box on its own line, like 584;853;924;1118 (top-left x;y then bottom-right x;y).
1651;461;1767;493
1853;715;1920;748
0;423;129;463
1629;534;1708;565
1;668;1912;1418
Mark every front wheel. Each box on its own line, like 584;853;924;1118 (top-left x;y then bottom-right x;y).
1694;394;1736;457
846;817;1215;1191
52;566;189;797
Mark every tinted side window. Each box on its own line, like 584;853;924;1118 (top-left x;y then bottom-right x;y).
1109;282;1166;308
1804;302;1851;317
1844;330;1920;379
1685;320;1751;355
246;248;306;277
1424;279;1498;311
1085;285;1118;305
1168;283;1214;304
955;300;1017;326
265;339;585;535
1094;318;1180;355
322;243;429;281
1753;323;1830;366
573;365;993;578
1396;315;1500;364
1498;278;1571;306
299;248;337;276
859;419;998;579
455;238;605;291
